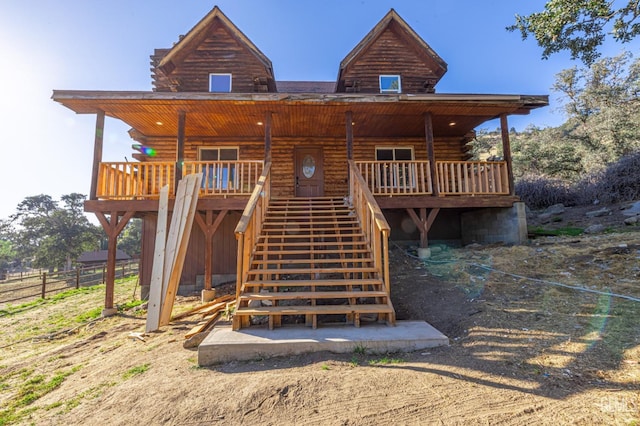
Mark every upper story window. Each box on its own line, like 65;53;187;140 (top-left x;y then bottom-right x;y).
379;75;401;94
209;73;232;92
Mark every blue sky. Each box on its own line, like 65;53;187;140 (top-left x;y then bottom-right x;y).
0;0;637;220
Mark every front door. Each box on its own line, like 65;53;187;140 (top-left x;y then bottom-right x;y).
295;147;324;197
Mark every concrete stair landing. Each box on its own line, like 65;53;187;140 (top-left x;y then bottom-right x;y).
198;320;448;365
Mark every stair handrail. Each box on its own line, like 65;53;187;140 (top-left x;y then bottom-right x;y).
234;162;271;301
348;160;391;297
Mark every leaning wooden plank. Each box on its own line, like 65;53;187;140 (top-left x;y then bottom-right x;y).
161;177;188;306
185;312;220;339
171;294;235;321
160;174;202;326
145;185;169;333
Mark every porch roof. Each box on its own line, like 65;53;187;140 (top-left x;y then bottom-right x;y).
52;90;548;139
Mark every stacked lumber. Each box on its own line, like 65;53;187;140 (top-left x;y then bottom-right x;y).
145;173;202;333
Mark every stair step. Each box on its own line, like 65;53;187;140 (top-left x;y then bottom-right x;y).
251;257;373;266
259;233;364;240
262;222;360;233
254;248;370;256
256;241;368;248
263;219;358;225
234;304;393;316
248;266;378;275
239;290;388;301
244;278;382;288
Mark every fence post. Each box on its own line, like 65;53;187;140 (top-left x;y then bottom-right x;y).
41;272;47;299
102;266;106;284
122;262;125;279
76;268;80;289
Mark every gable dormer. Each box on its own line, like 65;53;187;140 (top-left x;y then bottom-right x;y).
151;6;276;93
336;9;447;94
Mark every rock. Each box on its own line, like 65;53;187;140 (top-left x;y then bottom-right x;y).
624;215;640;226
183;331;208;349
621;201;640;216
584;224;606;234
585;207;611;218
537;213;552;224
544;203;565;215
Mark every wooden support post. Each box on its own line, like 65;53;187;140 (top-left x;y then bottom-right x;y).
194;210;228;290
405;208;440;248
345;111;353;160
264;111;272;162
424;112;438;196
95;210;135;314
500;114;515;196
90;110;105;200
175;110;186;194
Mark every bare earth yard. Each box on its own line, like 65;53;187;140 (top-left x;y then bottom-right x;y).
1;224;639;425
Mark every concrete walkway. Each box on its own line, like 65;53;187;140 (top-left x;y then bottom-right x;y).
198;320;448;366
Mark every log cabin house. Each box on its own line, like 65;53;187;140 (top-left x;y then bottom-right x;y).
53;6;547;329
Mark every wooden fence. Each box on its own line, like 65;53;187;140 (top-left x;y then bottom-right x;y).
0;260;139;306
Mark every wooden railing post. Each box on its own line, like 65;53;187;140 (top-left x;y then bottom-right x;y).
76;268;80;289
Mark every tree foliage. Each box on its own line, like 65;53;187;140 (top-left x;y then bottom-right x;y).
9;194;102;270
117;219;142;257
485;53;640;181
509;0;640;64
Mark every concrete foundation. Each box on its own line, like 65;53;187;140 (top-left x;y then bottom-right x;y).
417;248;431;259
201;289;216;303
460;202;528;245
198;320;448;366
101;307;118;317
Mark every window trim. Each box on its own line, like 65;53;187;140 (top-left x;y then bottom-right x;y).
209;73;232;92
379;75;402;94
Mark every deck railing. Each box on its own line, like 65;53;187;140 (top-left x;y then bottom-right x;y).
348;161;391;299
436;161;509;195
234;162;271;302
96;161;263;199
355;161;433;195
97;162;175;199
183;161;263;197
354;160;510;196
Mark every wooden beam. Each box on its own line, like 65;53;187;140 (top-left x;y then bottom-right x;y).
90;110;105;200
500;114;515;196
175;110;186;194
195;210;228;290
264;111;272;161
84;198;248;213
345;110;353;160
377;195;521;209
95;210;135;311
424;112;438;196
405;208;439;248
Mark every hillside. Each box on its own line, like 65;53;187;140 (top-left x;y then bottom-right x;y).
1;228;639;425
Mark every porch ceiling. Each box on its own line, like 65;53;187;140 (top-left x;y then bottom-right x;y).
52;91;548;139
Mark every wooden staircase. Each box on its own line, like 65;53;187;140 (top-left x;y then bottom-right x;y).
233;197;396;330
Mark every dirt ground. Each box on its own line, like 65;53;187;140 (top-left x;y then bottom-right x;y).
1;221;639;424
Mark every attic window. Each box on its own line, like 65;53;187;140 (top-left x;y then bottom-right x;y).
379;75;401;94
209;73;232;92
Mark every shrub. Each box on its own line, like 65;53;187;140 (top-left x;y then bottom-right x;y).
588;151;640;204
515;175;575;209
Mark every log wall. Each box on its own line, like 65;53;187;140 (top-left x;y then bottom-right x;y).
338;22;444;93
151;22;274;93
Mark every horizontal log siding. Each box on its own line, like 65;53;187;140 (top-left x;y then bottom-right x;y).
152;23;273;93
339;23;443;94
353;137;467;162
